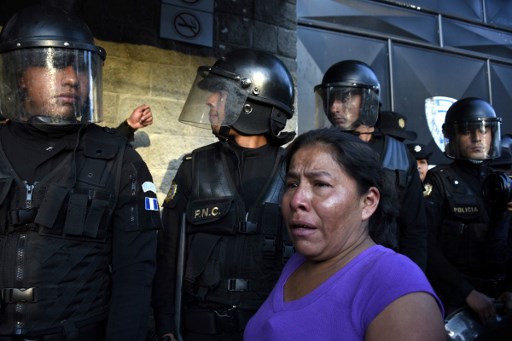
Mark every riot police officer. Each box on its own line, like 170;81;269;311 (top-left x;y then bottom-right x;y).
314;60;428;270
423;97;512;339
0;5;160;340
152;48;295;341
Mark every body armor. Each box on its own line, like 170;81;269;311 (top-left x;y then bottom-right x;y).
0;125;126;335
183;143;291;311
432;165;489;271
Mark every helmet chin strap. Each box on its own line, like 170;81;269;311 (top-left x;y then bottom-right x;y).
28;115;78;125
269;130;295;146
214;125;232;141
28;115;80;134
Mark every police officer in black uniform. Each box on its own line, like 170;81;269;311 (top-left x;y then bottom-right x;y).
314;60;427;270
423;97;512;339
0;5;160;340
152;49;295;341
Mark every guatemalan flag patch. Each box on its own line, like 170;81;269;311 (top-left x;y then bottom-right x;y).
145;197;159;211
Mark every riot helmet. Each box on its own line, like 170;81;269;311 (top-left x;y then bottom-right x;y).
0;5;106;126
314;60;380;130
443;97;501;161
178;48;295;143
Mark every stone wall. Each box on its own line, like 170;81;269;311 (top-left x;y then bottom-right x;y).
92;0;297;204
97;40;217;204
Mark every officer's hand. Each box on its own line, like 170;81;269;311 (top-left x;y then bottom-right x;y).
159;333;177;341
498;291;512;313
466;289;496;324
127;104;153;129
506;200;512;212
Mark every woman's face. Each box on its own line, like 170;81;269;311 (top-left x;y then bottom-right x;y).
282;143;378;261
20;65;89;120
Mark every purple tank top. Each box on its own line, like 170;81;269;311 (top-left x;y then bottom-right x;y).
244;245;442;341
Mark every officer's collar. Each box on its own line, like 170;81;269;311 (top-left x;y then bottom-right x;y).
457;158;488;165
223;138;270;155
454;158;490;170
8;121;82;145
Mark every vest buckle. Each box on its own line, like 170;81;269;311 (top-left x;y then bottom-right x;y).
227;279;248;292
238;221;258;234
1;287;35;303
263;236;276;259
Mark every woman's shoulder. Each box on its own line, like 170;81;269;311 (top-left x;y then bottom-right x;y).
359;246;429;286
352;246;441;321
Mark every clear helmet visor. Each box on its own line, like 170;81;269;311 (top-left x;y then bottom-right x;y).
313;86;335;129
0;47;103;125
178;66;249;130
313;85;378;130
444;119;502;160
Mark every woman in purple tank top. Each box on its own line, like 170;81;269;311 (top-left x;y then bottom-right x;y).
244;128;446;341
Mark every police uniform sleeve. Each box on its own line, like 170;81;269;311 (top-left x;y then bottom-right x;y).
397;153;428;271
152;156;191;337
106;147;161;340
423;169;474;306
115;120;136;142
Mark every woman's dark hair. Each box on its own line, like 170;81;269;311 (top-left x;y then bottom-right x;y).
284;127;398;250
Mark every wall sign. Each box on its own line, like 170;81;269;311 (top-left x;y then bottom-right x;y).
160;0;213;47
174;12;201;38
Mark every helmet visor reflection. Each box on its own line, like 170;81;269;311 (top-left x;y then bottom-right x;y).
445;119;502;160
454;120;496;135
178;66;249;130
314;86;365;130
0;47;103;124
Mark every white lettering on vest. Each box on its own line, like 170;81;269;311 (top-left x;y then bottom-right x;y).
194;206;221;219
453;206;479;214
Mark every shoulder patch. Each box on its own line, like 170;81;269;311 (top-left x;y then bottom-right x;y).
142;181;157;194
423;183;433;197
164;181;178;204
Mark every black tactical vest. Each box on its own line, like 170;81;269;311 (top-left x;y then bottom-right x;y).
183;143;292;310
0;125;126;336
434;165;489;270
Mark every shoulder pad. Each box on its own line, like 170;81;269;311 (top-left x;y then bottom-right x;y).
183;153;192;161
102;126;118;134
193;142;218;154
81;124;126;158
187;142;221;161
